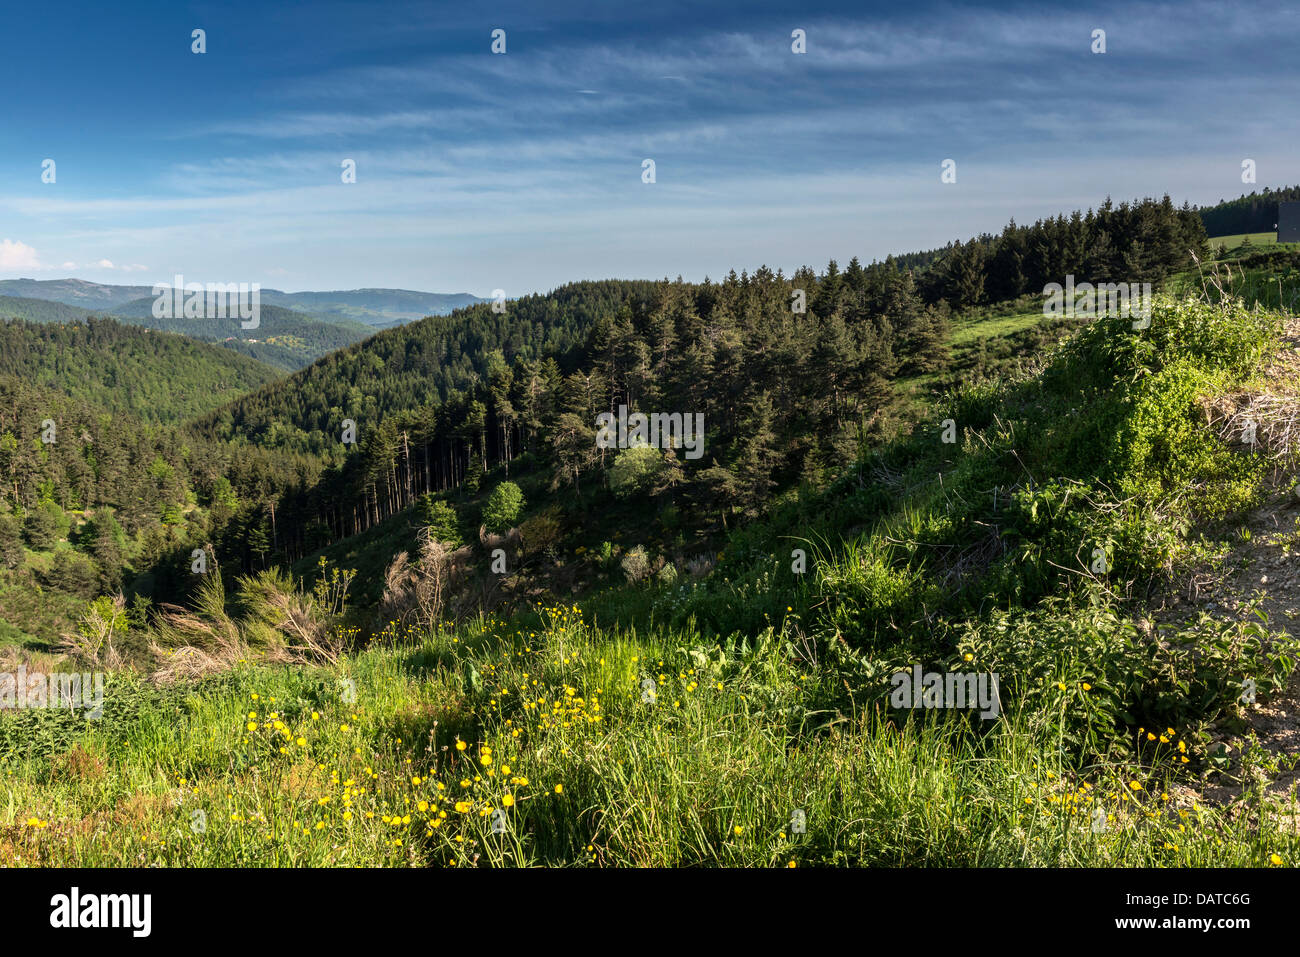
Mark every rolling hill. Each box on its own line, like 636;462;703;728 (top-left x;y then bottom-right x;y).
0;280;485;368
0;317;282;424
0;278;485;328
0;278;154;312
107;298;375;371
0;293;107;324
259;288;485;326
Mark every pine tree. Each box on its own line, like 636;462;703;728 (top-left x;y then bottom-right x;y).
734;394;780;513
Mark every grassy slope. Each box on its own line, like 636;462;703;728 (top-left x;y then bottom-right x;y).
3;608;1286;867
1208;232;1279;249
6;292;1300;866
1168;238;1300;315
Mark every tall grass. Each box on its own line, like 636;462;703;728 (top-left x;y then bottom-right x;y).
2;605;1295;867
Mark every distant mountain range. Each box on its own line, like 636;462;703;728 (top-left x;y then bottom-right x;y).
0;279;487;370
0;278;484;328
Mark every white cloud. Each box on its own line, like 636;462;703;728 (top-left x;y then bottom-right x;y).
0;239;45;271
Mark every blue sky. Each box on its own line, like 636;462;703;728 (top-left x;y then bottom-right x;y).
1;0;1297;295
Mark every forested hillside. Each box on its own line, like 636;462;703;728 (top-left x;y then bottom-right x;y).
0;318;281;423
193;279;665;453
0;371;324;644
259;288;484;326
1;289;377;371
187;195;1206;570
0;192;1220;624
0;294;99;324
1198;185;1300;237
108;300;374;370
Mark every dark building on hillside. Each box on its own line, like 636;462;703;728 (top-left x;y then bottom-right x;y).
1280;202;1300;243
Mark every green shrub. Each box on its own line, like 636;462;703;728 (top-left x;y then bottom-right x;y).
519;508;563;557
482;481;524;533
954;596;1297;763
815;539;928;651
609;443;666;498
418;495;463;546
22;502;66;550
621;545;651;584
1105;360;1264;517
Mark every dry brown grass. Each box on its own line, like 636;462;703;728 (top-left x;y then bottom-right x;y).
52;743;106;784
149;584;265;684
1201;318;1300;476
147;568;347;683
379;529;474;630
56;593;127;670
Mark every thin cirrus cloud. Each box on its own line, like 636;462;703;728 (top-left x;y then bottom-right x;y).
0;0;1297;291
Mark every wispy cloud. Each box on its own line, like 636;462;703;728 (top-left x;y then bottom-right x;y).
1;0;1298;290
